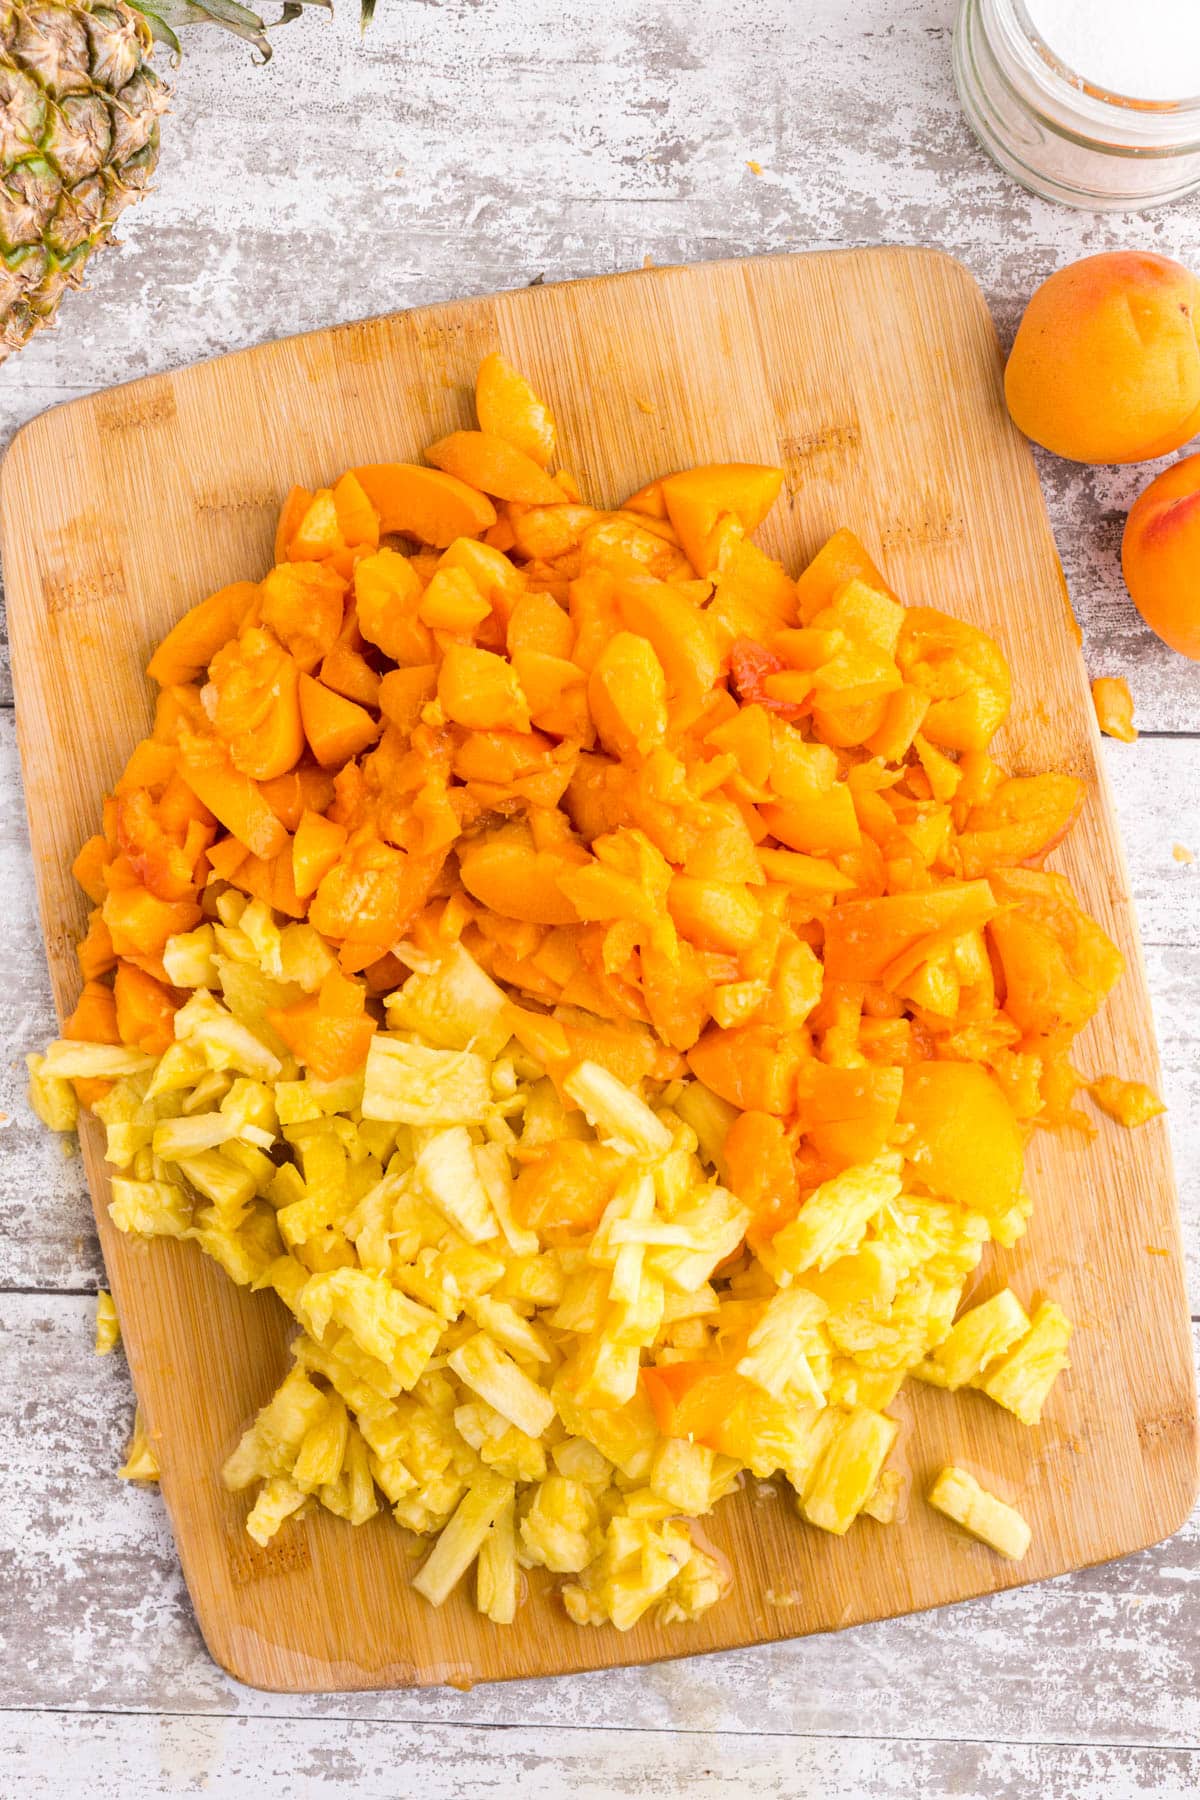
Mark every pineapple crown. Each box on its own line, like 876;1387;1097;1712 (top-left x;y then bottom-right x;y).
129;0;373;63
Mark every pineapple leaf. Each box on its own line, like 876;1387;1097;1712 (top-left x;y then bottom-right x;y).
133;6;183;55
134;0;348;60
133;0;271;59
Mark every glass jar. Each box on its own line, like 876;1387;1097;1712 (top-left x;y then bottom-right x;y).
954;0;1200;210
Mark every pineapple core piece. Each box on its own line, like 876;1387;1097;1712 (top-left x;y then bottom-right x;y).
928;1465;1031;1561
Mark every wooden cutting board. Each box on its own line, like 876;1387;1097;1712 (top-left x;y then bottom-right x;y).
4;250;1197;1693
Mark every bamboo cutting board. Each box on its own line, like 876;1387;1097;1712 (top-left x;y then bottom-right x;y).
4;250;1197;1693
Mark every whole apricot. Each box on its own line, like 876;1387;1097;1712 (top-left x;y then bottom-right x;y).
1005;252;1200;464
1122;452;1200;659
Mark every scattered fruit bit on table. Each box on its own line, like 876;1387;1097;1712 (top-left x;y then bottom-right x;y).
927;1466;1031;1561
1088;1075;1168;1130
1091;677;1137;743
118;1406;160;1483
94;1290;120;1356
1173;845;1195;865
28;352;1157;1631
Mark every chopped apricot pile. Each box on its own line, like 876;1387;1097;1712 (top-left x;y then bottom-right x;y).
54;353;1158;1169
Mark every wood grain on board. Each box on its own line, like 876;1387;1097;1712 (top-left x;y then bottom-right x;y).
2;250;1196;1693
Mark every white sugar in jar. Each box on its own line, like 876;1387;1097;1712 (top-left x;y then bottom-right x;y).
955;0;1200;209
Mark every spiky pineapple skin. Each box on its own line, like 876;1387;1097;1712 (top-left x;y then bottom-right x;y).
0;0;169;357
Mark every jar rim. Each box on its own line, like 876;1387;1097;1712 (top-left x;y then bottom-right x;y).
1002;0;1200;120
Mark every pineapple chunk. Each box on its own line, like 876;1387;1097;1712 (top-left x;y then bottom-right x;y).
448;1332;556;1439
174;1149;257;1216
465;1294;551;1364
862;1467;903;1524
412;1469;515;1605
298;1268;443;1388
246;1476;308;1546
108;1176;192;1238
152;1112;241;1159
40;1039;155;1081
118;1404;160;1482
26;1052;78;1132
672;1080;737;1177
474;1139;539;1257
413;1127;498;1244
561;1514;722;1632
181;1070;233;1114
928;1465;1031;1560
386;944;511;1058
974;1300;1072;1425
761;1154;903;1281
362;1037;491;1126
173;990;282;1080
913;1287;1031;1390
224;1366;348;1490
564;1331;642;1408
650;1436;716;1515
736;1288;832;1407
278;922;338;992
798;1405;898;1535
320;1423;379;1525
562;1060;672;1157
649;1184;750;1294
551;1437;613;1490
455;1401;547;1484
292;1396;351;1492
477;1494;519;1624
145;1042;209;1099
94;1289;120;1356
519;1474;603;1572
214;958;302;1054
162;924;219;989
237;900;285;976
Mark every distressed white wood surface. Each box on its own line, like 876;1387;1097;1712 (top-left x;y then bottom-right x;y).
2;0;1199;1792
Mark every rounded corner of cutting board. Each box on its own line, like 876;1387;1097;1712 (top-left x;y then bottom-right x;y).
188;1604;276;1695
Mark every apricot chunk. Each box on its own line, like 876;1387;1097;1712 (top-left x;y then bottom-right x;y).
260;562;346;674
898;1061;1024;1226
661;463;784;575
476;352;557;467
205;628;305;782
146;581;258;686
425;431;563;505
457;822;584;924
298;674;379;768
353;548;433;667
896;608;1011;751
438;645;531;732
352;463;496;544
587;631;668;758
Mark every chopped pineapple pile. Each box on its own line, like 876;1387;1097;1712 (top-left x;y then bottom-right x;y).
35;909;1069;1629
